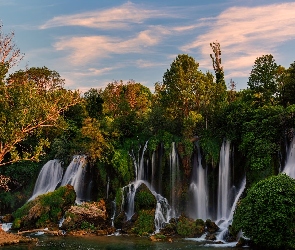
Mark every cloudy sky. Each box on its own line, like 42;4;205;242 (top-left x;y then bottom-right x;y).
1;0;295;93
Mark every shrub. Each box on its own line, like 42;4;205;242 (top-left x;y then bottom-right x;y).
132;209;155;235
232;174;295;249
176;215;197;237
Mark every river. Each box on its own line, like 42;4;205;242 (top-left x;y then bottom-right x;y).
1;234;252;250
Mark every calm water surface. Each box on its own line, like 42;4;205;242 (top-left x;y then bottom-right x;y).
1;234;252;250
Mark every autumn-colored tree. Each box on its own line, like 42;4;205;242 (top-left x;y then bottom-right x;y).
101;80;152;138
0;22;24;69
0;67;81;166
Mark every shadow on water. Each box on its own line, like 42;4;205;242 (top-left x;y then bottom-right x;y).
1;235;252;250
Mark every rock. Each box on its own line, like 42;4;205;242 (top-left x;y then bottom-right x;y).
134;183;157;212
61;200;108;232
205;233;216;241
12;185;76;230
0;230;37;246
205;219;219;233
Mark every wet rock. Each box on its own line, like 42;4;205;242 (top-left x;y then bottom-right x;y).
205;219;219;233
205;233;216;241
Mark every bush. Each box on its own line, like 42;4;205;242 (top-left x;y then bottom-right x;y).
232;174;295;249
176;215;197;237
132;209;155;235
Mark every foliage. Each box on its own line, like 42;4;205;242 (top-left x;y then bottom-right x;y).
12;185;76;229
247;54;279;105
134;184;156;211
132;209;155;235
176;215;197;237
0;22;24;69
111;149;133;184
232;174;295;249
0;67;81;166
81;221;96;231
83;88;104;119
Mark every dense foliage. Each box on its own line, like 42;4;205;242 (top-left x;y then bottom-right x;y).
232;174;295;249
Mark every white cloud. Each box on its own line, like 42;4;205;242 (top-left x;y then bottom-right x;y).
54;26;168;65
181;2;295;80
40;2;172;30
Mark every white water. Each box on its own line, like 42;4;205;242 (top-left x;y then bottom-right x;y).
170;142;180;218
28;159;63;201
61;155;88;204
217;140;232;221
283;137;295;178
188;144;209;220
123;141;172;231
215;178;246;241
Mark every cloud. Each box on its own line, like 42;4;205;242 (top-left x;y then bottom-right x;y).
181;2;295;79
40;2;172;30
54;26;169;65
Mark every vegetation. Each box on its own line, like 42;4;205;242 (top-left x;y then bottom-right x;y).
2;22;295;245
232;174;295;249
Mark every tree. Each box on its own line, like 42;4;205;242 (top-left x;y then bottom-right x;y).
101;80;152;138
0;22;24;69
7;66;65;90
232;174;295;249
84;88;103;119
0;67;81;166
247;54;279;105
280;62;295;106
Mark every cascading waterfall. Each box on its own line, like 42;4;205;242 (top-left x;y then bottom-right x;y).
283;136;295;178
170;142;180;218
188;144;209;220
217;140;232;221
61;155;89;204
123;141;172;231
28;159;63;201
216;178;246;241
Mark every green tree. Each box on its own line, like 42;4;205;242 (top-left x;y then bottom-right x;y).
232;174;295;249
280;62;295;106
84;88;103;119
0;67;81;166
247;54;279;105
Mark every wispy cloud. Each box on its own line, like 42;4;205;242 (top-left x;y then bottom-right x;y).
40;2;172;30
182;2;295;78
54;26;169;65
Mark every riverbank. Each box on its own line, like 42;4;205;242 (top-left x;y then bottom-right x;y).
0;229;36;246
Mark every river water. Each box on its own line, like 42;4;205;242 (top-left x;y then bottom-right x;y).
1;234;252;250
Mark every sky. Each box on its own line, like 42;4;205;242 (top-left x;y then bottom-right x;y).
1;0;295;93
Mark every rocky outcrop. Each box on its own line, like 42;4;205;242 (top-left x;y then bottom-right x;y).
61;199;114;234
12;185;76;230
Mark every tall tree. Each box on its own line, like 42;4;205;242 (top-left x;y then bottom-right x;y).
280;62;295;106
0;67;81;166
247;54;279;105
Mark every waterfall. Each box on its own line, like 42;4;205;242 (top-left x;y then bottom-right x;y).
216;178;246;241
28;159;63;201
283;137;295;178
122;141;172;231
61;155;88;204
170;142;180;218
188;144;209;220
122;180;171;231
217;140;232;221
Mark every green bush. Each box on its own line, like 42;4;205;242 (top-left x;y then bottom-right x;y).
132;209;155;235
134;184;156;211
232;174;295;249
176;215;197;237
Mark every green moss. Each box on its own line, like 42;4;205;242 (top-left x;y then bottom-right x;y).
12;185;76;229
134;184;156;211
176;216;197;237
132;209;155;236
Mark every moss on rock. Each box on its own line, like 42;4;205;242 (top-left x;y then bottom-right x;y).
12;185;76;230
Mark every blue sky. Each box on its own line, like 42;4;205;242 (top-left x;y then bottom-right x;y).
1;0;295;93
